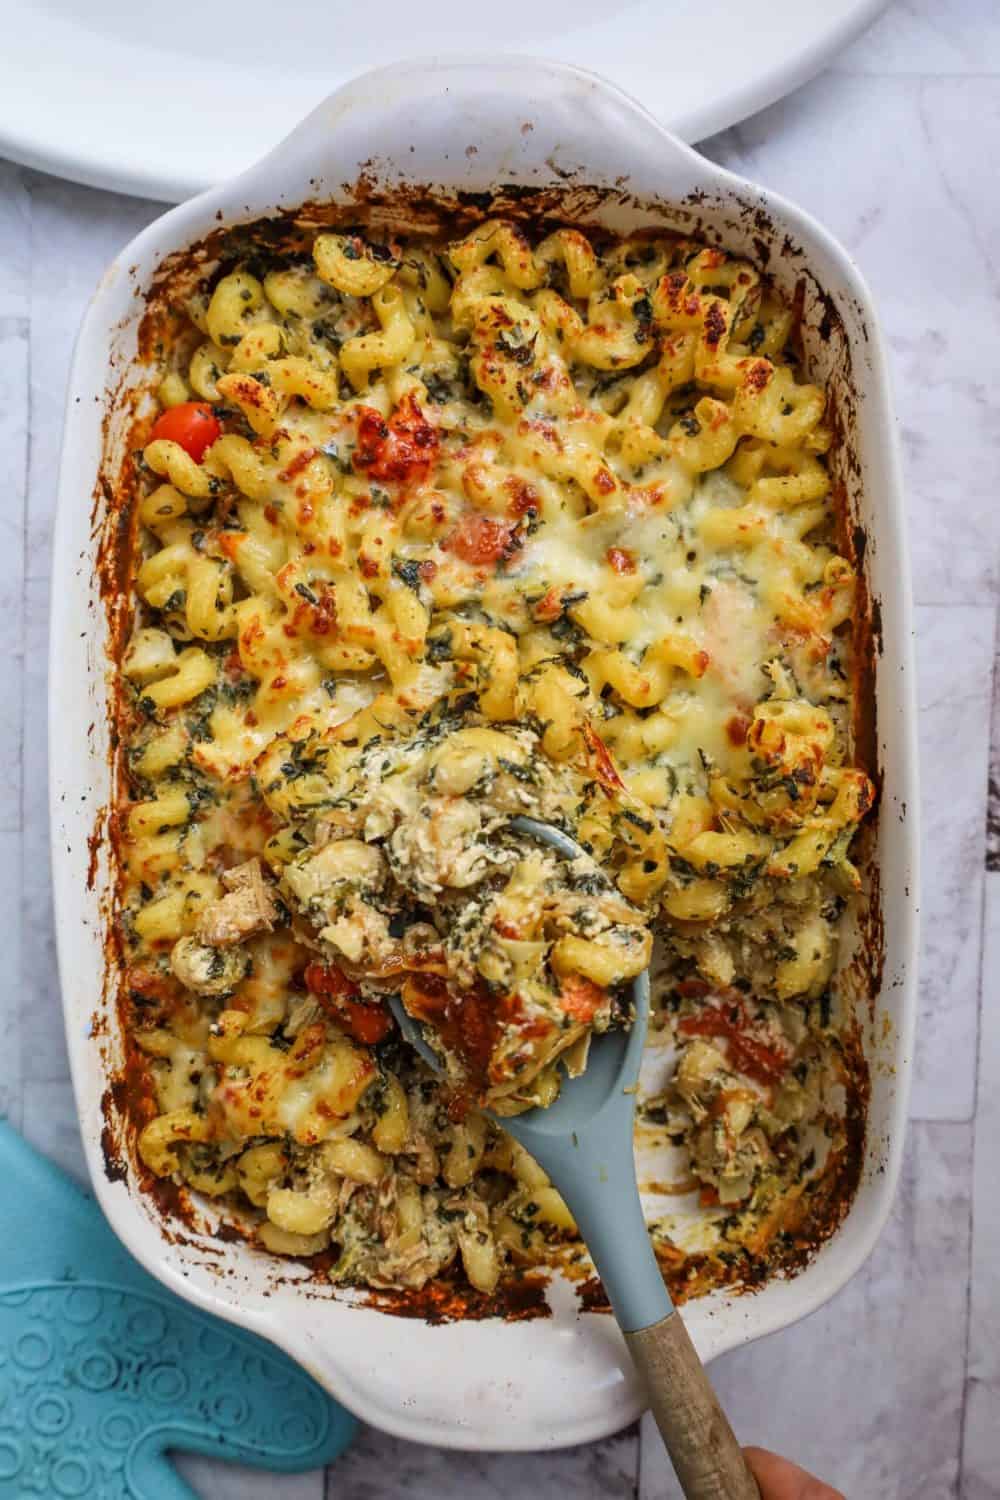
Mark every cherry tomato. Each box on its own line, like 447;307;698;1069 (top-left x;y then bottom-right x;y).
149;401;221;462
446;513;520;566
353;394;438;488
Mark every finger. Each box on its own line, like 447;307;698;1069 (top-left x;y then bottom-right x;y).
743;1446;846;1500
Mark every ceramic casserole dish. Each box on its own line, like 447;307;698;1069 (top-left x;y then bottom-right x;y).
51;58;919;1449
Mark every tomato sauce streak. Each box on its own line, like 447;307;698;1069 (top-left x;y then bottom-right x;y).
678;1005;788;1085
304;961;391;1045
404;973;499;1093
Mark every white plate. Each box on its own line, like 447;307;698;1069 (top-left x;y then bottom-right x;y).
8;1;885;201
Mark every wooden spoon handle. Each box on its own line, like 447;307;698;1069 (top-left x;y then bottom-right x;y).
625;1313;760;1500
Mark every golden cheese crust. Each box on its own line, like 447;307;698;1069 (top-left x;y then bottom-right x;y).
115;219;873;1299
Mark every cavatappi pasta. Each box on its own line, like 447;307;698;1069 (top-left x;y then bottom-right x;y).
117;218;873;1298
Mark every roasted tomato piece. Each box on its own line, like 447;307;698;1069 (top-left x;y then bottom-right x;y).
581;721;626;793
445;512;520;566
353;394;438;488
558;975;607;1024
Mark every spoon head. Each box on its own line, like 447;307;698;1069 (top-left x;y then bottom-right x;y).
387;810;651;1147
387;971;649;1143
387;816;665;1332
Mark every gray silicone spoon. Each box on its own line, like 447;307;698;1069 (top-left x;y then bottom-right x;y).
389;815;760;1500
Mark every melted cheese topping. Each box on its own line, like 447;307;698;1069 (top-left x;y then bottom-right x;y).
119;221;872;1298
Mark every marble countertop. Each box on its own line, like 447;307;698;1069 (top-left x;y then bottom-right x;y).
1;2;997;1494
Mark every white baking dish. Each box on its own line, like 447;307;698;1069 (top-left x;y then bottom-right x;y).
51;58;919;1450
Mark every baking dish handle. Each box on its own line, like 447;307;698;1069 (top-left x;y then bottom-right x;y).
230;54;712;215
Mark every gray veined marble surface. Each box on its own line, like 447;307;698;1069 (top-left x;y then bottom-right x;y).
1;1;998;1495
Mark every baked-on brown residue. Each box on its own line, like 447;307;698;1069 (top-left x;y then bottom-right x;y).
95;180;882;1320
86;820;104;891
360;1266;552;1324
576;1276;612;1314
99;1089;128;1185
102;1039;166;1197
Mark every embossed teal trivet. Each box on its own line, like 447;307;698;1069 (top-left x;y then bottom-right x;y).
0;1122;355;1498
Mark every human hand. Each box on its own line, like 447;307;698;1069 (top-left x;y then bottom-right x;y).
744;1446;845;1499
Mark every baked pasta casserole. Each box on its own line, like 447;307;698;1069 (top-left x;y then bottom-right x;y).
117;215;873;1300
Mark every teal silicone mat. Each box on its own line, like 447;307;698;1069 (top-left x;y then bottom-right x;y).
0;1122;355;1498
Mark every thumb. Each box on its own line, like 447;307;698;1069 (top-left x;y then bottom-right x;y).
743;1446;846;1500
